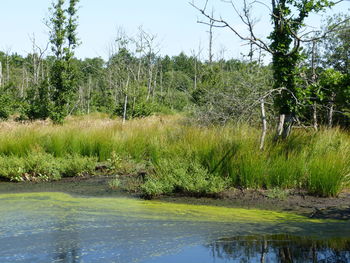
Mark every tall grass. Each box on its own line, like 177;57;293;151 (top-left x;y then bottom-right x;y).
0;115;349;197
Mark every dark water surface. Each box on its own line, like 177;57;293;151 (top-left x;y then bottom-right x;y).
1;192;350;263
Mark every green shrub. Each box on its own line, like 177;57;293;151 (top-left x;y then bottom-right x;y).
0;156;26;181
141;158;227;198
0;153;97;182
61;155;96;177
108;177;121;190
25;153;62;180
0;93;13;120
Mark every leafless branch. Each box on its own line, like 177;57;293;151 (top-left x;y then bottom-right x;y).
190;0;273;53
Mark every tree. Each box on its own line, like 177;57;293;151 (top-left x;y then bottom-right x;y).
191;0;339;138
49;0;80;124
322;13;350;74
319;69;348;126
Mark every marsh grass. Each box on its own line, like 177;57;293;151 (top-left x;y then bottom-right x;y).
0;115;349;197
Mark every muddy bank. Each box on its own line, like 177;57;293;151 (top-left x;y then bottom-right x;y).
1;175;349;220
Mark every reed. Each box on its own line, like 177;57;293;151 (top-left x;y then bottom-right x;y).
0;115;348;197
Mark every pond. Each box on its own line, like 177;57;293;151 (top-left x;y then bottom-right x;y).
1;192;350;263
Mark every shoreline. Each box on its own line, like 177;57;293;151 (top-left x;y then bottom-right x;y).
1;175;350;220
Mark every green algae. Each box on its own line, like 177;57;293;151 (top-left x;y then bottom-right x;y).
0;192;342;225
1;192;350;263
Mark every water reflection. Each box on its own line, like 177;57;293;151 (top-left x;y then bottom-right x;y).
51;211;81;263
207;235;350;263
1;193;350;263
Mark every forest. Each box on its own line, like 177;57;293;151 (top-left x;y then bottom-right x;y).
0;0;349;198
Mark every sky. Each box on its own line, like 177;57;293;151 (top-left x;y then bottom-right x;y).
1;0;349;62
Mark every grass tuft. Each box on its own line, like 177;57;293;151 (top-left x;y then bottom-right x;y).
0;115;349;197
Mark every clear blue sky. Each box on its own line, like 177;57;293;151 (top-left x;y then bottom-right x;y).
1;0;349;61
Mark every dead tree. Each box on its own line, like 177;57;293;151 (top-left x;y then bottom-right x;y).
0;61;2;88
260;98;267;150
311;39;319;131
191;0;347;139
208;9;214;64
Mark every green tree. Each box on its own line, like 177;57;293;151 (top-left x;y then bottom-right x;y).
49;0;80;124
270;0;335;138
322;13;350;74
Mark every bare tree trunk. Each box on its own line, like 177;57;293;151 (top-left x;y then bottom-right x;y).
160;65;163;96
282;114;294;139
6;55;10;85
122;74;130;124
275;114;285;139
275;113;294;140
328;93;335;128
87;75;91;114
260;99;267;150
152;67;158;102
249;41;254;62
311;40;318;132
194;59;197;90
260;238;268;263
123;94;128;124
208;9;214;64
313;102;318;131
21;66;26;98
32;39;38;85
146;64;153;101
0;62;2;88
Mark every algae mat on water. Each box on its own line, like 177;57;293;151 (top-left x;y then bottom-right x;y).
0;192;349;263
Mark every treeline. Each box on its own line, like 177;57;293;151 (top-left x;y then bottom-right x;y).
0;8;349;128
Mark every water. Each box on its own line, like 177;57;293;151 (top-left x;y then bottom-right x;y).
1;192;350;263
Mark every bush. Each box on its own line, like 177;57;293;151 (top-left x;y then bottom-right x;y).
141;158;227;198
108;177;121;190
0;153;97;182
0;93;13;120
114;100;157;119
61;155;96;177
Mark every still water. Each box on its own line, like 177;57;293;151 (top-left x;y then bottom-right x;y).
1;192;350;263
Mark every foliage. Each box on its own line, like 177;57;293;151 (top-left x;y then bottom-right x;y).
322;13;350;74
0;116;349;197
49;0;80;124
24;79;52;120
270;0;335;116
0;152;96;182
0;92;13;120
108;176;121;190
141;158;227;198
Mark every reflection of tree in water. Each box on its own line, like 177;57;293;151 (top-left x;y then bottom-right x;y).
207;235;350;263
52;209;81;263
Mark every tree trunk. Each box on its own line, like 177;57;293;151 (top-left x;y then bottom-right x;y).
122;74;130;124
275;114;285;139
6;55;10;85
260;239;268;263
313;101;318;131
328;92;335;128
0;61;2;87
275;113;294;140
87;75;91;115
260;99;267;150
146;65;153;101
282;114;294;139
208;10;214;64
122;94;128;124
